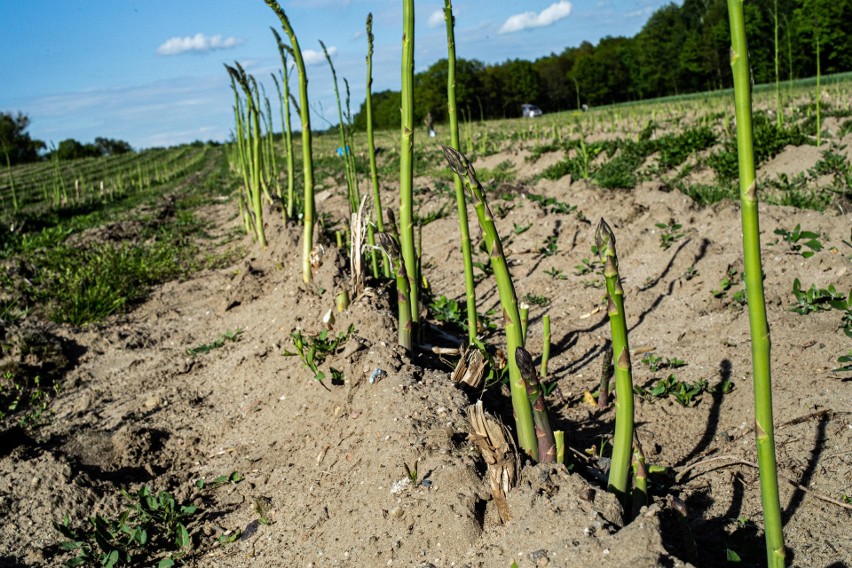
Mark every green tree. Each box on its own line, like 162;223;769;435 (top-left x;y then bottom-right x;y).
0;112;45;165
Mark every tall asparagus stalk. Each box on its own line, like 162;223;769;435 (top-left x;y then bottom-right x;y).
270;28;296;220
442;145;537;459
320;40;359;216
381;209;412;350
265;0;315;283
595;218;634;500
365;13;390;278
726;1;786;565
444;0;477;344
399;0;418;345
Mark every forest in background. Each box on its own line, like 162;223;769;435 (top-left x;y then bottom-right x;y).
354;0;851;129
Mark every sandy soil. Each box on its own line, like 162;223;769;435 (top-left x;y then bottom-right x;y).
1;135;850;568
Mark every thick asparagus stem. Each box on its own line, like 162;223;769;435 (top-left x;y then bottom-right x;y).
399;0;419;342
442;145;537;459
516;346;556;463
365;14;390;278
596;219;634;501
265;0;314;283
443;0;477;343
727;1;786;565
540;314;551;377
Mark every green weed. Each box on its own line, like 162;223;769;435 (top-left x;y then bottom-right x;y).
640;353;687;372
283;324;355;384
790;279;852;336
54;485;203;567
522;293;550;307
186;329;243;357
544;267;568;280
539;234;558;257
656;220;684;250
773;224;823;258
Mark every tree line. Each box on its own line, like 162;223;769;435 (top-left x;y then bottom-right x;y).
1;111;133;167
354;0;851;130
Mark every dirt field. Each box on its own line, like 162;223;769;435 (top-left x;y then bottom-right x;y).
1;124;851;568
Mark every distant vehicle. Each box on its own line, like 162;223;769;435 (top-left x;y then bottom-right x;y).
522;104;543;118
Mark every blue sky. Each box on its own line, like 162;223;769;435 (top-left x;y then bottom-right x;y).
0;0;672;149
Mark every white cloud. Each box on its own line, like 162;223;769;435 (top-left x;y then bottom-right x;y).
302;46;336;66
499;1;572;34
427;9;445;28
157;33;242;56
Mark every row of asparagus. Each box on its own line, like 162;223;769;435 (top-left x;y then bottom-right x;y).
234;1;783;564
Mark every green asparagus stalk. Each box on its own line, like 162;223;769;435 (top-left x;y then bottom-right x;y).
598;342;613;410
554;430;565;465
631;433;648;519
443;0;477;343
320;40;358;217
516;346;556;463
520;302;530;346
270;28;296;220
399;0;419;342
383;209;412;350
442;145;537;459
265;0;315;283
726;1;786;565
540;314;551;377
595;218;634;500
365;13;390;278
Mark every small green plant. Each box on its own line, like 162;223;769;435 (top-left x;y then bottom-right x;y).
655;220;684;250
680;265;698;281
54;486;200;568
773;224;823;258
574;245;602;276
403;460;418;484
186;329;243;356
283;324;355;384
522;293;550;307
512;222;532;235
527;192;577;215
789;279;847;316
195;471;243;490
539;234;558;257
545;267;568;280
712;265;744;301
0;371;56;426
834;350;852;373
643;374;709;406
640;353;687;372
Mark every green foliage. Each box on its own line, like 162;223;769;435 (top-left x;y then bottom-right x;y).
54;485;204;567
0;371;59;426
712;266;746;304
283;324;355;383
539;234;558;257
640;353;687;372
526;192;577;215
25;235;202;326
656;125;717;170
0;111;45;165
646;374;709;406
522;293;550;307
186;329;243;357
428;295;495;335
545;267;568;280
574;246;603;276
773;224;823;257
834;350;852;373
790;279;852;336
789;278;846;314
656;220;684;250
